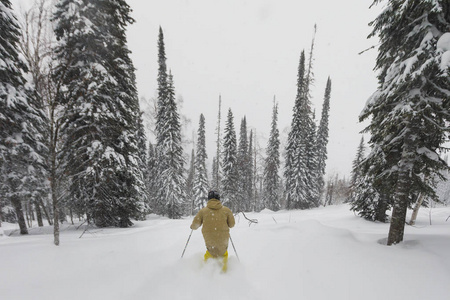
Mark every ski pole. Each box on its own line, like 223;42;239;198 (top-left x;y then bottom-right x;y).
229;234;240;262
181;229;194;258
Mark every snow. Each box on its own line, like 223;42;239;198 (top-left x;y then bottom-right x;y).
1;204;450;300
437;33;450;52
437;33;450;71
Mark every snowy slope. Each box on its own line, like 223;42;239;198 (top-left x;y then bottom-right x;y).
1;204;450;300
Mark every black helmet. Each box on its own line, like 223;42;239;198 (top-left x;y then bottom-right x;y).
208;190;220;200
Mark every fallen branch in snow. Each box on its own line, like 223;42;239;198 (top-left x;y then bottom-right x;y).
272;217;278;224
79;225;102;238
76;220;87;230
237;211;258;227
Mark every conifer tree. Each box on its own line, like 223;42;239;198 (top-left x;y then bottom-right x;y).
247;130;254;211
303;27;320;207
136;113;149;217
237;117;252;211
284;50;317;209
315;77;332;204
362;0;450;244
349;137;380;220
284;51;306;209
157;70;186;218
349;136;366;202
0;0;47;235
154;27;186;219
211;95;222;190
221;108;238;211
193;114;209;212
146;143;159;212
263;101;281;211
186;149;195;214
53;0;144;227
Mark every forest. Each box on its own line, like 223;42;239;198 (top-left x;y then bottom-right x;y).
1;0;449;249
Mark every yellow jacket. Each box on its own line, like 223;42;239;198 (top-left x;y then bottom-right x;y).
190;199;235;257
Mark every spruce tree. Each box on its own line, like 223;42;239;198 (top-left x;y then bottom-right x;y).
0;0;47;235
247;129;255;211
193;114;209;212
303;29;320;208
157;71;186;219
146;143;159;213
363;0;450;244
136;114;149;217
221;108;238;211
315;77;332;204
263;101;281;211
349;137;381;220
349;136;366;202
186;149;195;214
53;0;144;227
285;50;315;209
237;117;252;211
211;95;222;190
154;27;186;219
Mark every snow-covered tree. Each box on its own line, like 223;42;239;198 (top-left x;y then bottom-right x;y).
193;114;209;212
349;136;366;199
154;27;186;219
263;101;281;211
146;143;159;212
221;108;238;211
362;0;450;245
284;51;307;209
185;149;195;214
211;95;222;190
157;71;186;219
315;77;332;203
53;0;144;228
247;129;255;210
284;48;317;210
237;117;252;211
0;0;47;234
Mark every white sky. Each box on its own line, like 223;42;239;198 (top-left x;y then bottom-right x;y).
14;0;383;178
126;0;382;178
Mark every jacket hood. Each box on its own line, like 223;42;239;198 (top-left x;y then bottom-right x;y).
207;199;223;210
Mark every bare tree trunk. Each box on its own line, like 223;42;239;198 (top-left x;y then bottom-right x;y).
387;150;412;245
52;190;59;245
69;207;74;225
39;198;53;225
11;197;28;234
409;193;424;226
375;193;389;223
35;200;44;227
26;202;33;228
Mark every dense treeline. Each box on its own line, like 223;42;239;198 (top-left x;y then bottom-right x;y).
1;0;334;243
4;0;448;248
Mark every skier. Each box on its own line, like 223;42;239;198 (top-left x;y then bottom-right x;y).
190;190;235;272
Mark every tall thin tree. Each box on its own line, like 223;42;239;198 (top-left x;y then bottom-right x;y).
315;77;332;204
263;99;281;211
221;108;238;211
193;114;209;212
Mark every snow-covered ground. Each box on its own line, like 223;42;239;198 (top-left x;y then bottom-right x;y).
1;204;450;300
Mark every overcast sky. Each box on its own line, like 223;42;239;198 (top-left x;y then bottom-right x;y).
126;0;382;178
14;0;383;178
